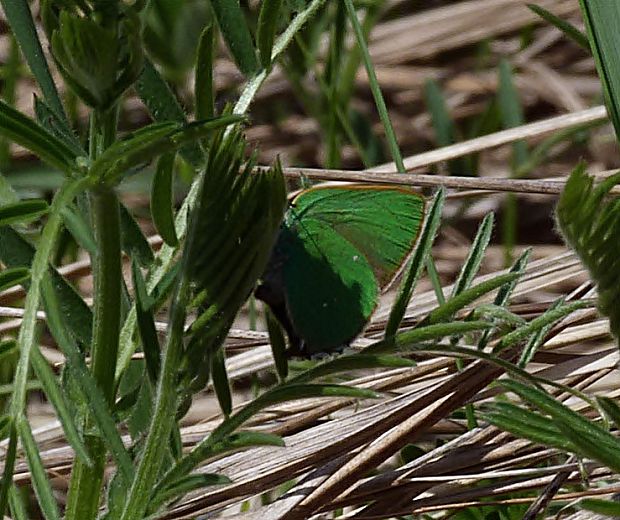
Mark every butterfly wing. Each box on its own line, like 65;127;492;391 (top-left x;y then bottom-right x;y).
279;220;378;354
290;185;425;288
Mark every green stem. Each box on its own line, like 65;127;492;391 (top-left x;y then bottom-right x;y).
65;187;121;520
65;108;120;520
343;0;405;173
119;275;191;520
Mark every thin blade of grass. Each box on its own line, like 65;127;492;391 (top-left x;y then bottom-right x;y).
0;0;67;122
385;188;444;337
16;415;61;520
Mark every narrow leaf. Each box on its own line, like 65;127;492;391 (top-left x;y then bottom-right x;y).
151;473;231;510
120;204;154;267
195;25;215;121
0;100;77;173
528;4;590;50
266;307;288;381
93;116;244;185
30;347;91;465
0;0;67;121
257;0;283;68
451;213;494;298
385;188;444;337
131;259;161;384
0;200;48;226
211;349;232;417
16;415;62;520
425;273;520;325
151;152;178;247
61;205;97;255
597;396;620;431
154;431;283;499
42;275;134;483
0;267;29;293
209;0;259;75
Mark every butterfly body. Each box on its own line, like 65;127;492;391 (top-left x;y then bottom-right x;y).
255;184;425;356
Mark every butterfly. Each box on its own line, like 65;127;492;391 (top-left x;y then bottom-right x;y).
255;184;425;357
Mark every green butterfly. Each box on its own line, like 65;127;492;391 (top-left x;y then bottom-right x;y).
255;184;425;356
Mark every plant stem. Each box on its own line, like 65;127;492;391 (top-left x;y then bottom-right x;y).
65;109;121;520
119;275;191;520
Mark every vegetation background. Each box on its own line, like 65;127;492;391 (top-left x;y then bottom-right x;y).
0;0;619;519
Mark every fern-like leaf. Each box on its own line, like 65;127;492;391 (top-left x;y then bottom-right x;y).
556;163;620;343
183;129;287;388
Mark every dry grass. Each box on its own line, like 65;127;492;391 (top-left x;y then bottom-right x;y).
1;0;619;518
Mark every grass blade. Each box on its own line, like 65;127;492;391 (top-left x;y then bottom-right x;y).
150;152;178;247
385;188;444;337
16;415;61;520
579;2;620;145
208;0;259;76
195;24;215;121
528;4;589;50
0;199;48;226
0;0;67;122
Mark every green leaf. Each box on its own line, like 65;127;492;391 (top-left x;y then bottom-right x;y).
265;307;288;381
424;79;471;177
150;473;231;511
30;347;91;466
257;0;283;68
0;267;29;293
425;273;520;325
135;59;207;168
186;132;286;350
577;498;620;516
498;300;589;351
369;320;493;355
120;204;154;267
517;298;564;367
498;59;529;170
481;403;575;451
289;354;415;384
150;152;178;247
477;248;531;350
0;199;48;226
343;0;404;173
8;485;29;520
0;422;17;516
385;188;444;337
131;259;161;384
211;349;232;417
208;0;259;75
7;178;90;472
42;275;134;483
528;4;590;50
92;116;244;185
158;384;375;490
195;24;215;121
0;226;93;346
153;431;283;502
451;213;494;299
61;205;97;255
16;415;62;520
597;396;620;431
33;96;83;156
0;100;77;174
581;1;620;139
500;380;620;470
0;0;67;122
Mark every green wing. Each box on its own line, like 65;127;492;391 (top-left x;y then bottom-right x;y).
290;185;425;288
279;222;378;354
